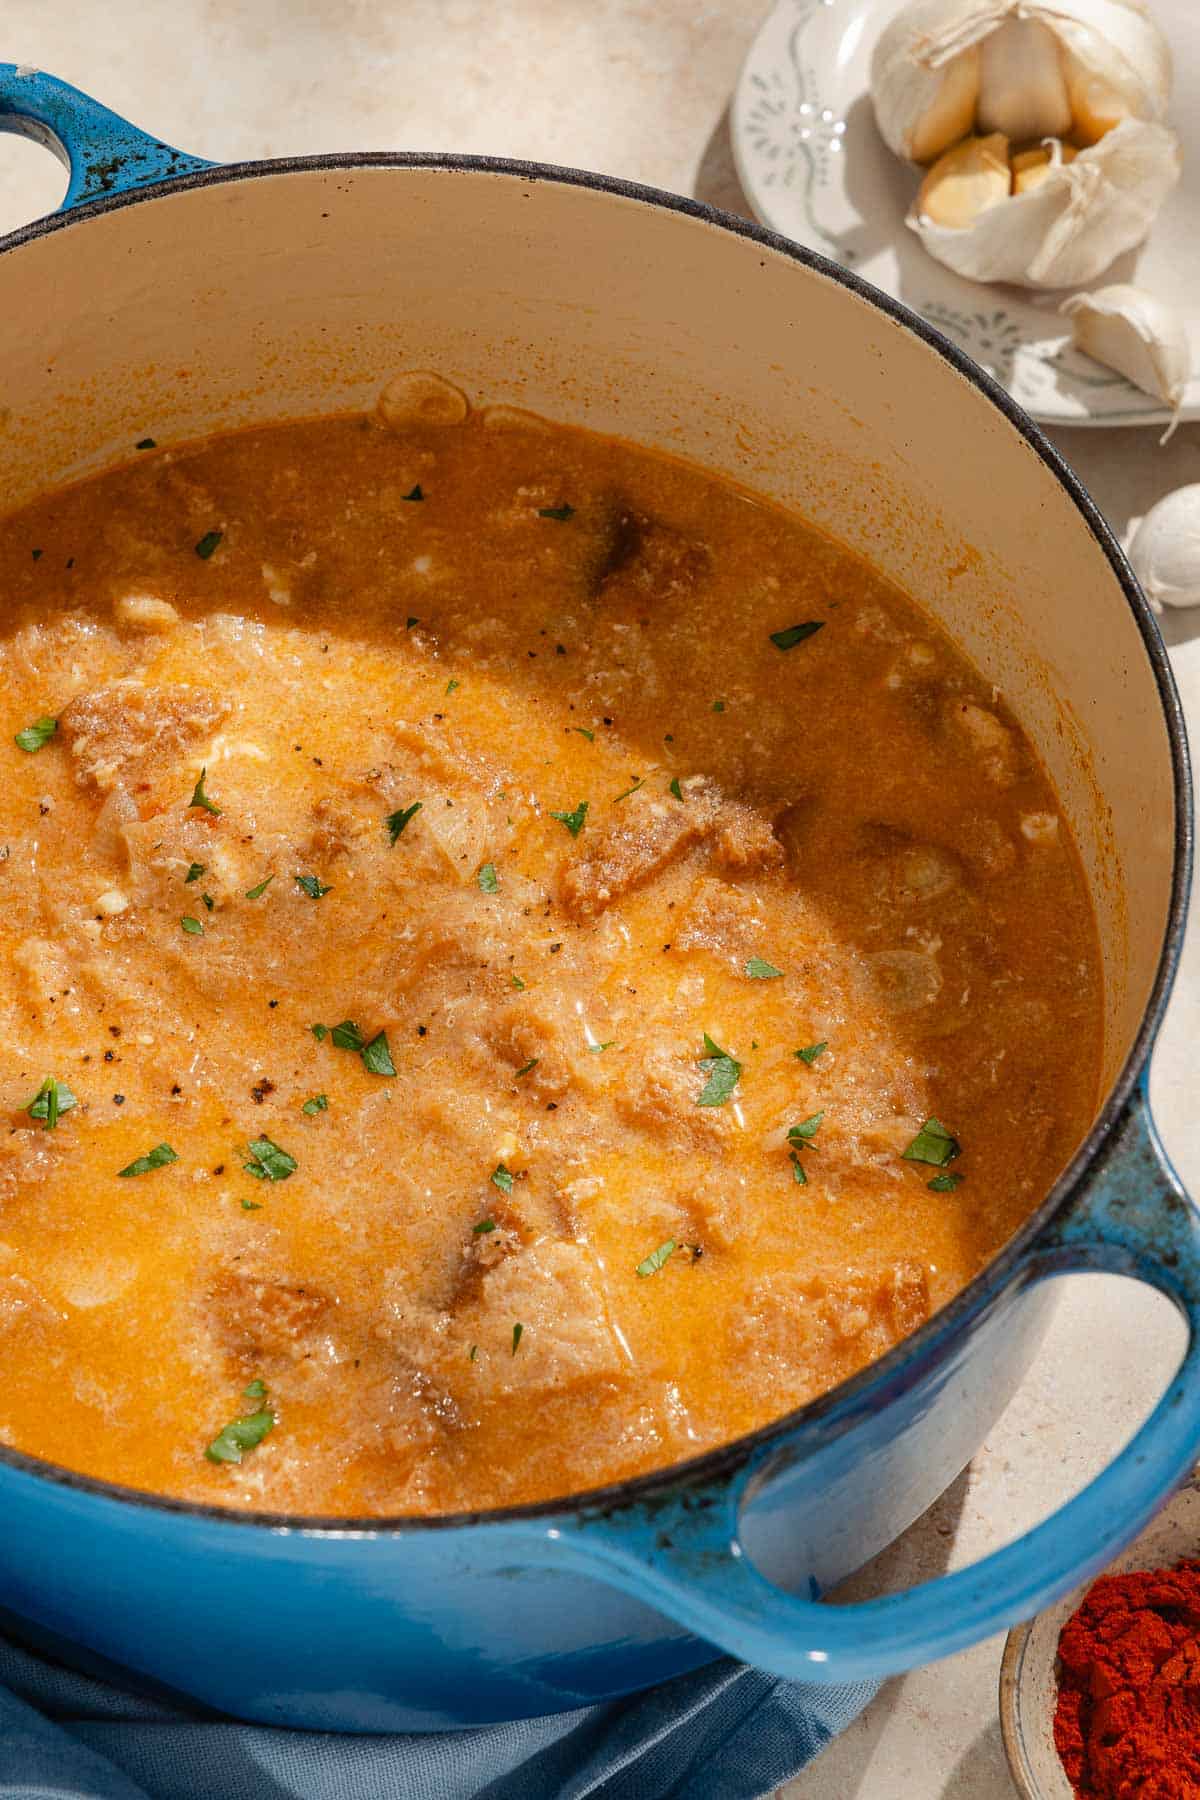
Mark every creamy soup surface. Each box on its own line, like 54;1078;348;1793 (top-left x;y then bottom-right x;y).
0;382;1103;1515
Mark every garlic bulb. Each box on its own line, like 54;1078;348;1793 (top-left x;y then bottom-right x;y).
871;1;1172;166
1061;284;1191;409
910;118;1179;287
1127;487;1200;609
871;0;1178;288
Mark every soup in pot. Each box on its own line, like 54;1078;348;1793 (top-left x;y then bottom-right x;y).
0;379;1103;1514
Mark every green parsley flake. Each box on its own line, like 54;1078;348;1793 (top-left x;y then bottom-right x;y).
185;863;206;884
550;799;589;837
511;975;526;991
362;1030;396;1077
294;874;332;899
402;484;424;502
445;679;460;696
696;1033;741;1107
181;915;204;936
311;1024;329;1041
477;862;499;893
387;801;423;844
241;1198;263;1211
118;1143;178;1178
511;1322;524;1354
770;621;825;651
902;1117;961;1168
572;727;595;742
491;1163;514;1194
636;1238;677;1278
136;437;157;450
712;700;725;714
195;529;223;560
25;1077;77;1131
188;767;221;815
245;874;274;900
514;1058;539;1078
789;1153;808;1186
473;1219;497;1235
201;893;215;912
613;777;645;804
794;1042;828;1065
538;504;574;521
330;1020;364;1051
243;1136;297;1182
588;1040;614;1054
787;1112;824;1146
928;1171;964;1192
243;1378;266;1399
301;1094;328;1115
668;777;683;800
469;1343;479;1362
14;716;57;753
745;956;783;980
406;616;419;630
205;1406;275;1465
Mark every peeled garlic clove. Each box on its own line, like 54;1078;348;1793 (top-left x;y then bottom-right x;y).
1011;140;1077;196
1061;283;1192;408
910;118;1180;288
1127;487;1200;610
976;18;1072;141
917;133;1010;229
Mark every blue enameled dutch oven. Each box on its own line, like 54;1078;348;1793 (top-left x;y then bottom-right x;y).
0;66;1194;1732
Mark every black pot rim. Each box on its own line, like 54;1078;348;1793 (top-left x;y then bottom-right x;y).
0;149;1191;1538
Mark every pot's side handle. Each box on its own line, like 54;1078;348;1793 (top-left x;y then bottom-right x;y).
536;1090;1200;1685
0;65;212;211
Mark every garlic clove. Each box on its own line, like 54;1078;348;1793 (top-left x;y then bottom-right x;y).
916;133;1010;230
870;0;1005;162
976;18;1073;141
1127;486;1200;610
1061;283;1192;409
909;117;1180;288
1063;55;1131;146
1011;140;1077;196
909;44;981;165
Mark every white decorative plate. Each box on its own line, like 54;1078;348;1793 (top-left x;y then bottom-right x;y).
732;0;1200;426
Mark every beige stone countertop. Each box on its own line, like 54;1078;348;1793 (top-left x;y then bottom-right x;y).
1;4;1198;1795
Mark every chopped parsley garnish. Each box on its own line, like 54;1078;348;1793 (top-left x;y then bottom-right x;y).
243;1378;266;1399
511;1322;524;1354
473;1219;497;1235
201;893;215;912
311;1024;329;1041
181;915;204;936
770;621;825;651
538;504;574;521
794;1041;828;1064
329;1020;364;1051
445;679;460;696
387;801;423;844
636;1238;676;1278
136;437;157;450
712;700;725;714
205;1404;275;1465
361;1030;396;1077
550;799;589;837
902;1117;961;1168
25;1077;77;1131
511;975;526;990
513;1058;539;1079
696;1033;741;1107
613;777;645;804
469;1343;479;1361
402;484;424;502
406;616;419;630
245;874;274;900
928;1171;964;1192
118;1143;178;1178
588;1040;614;1054
789;1153;808;1186
572;727;595;742
787;1112;824;1145
194;529;223;560
477;862;499;893
745;956;783;980
301;1094;328;1115
241;1198;262;1211
294;873;332;899
185;863;206;884
668;777;683;800
491;1163;514;1194
243;1136;297;1182
14;716;57;753
188;767;221;815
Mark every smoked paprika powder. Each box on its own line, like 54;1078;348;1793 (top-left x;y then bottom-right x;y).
1054;1559;1200;1799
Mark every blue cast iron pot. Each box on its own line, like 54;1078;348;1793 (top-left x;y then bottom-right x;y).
0;67;1193;1732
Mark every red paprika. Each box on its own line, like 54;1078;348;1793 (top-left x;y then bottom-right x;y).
1054;1559;1200;1799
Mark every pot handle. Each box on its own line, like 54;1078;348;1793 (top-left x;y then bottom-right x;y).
0;65;212;211
544;1088;1200;1684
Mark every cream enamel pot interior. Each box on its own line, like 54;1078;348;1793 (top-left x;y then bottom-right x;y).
0;67;1192;1732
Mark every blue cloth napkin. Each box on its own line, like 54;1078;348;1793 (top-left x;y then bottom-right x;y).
0;1629;876;1800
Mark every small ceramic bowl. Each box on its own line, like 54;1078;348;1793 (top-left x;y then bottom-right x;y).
1000;1476;1200;1798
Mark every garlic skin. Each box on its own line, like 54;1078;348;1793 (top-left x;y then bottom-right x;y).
1127;488;1200;610
909;117;1180;287
872;0;1172;166
1061;284;1192;408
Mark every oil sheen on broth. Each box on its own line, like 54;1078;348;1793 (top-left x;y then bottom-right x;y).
0;378;1102;1515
